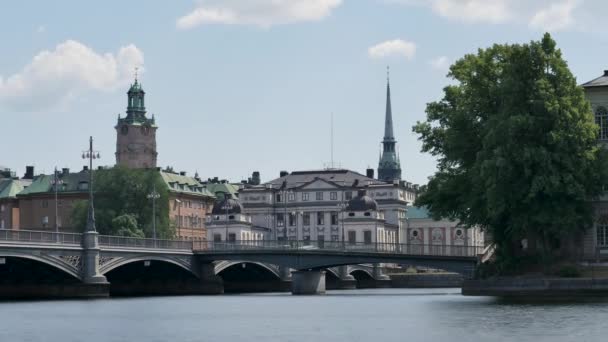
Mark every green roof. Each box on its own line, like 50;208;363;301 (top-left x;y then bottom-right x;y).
0;179;25;199
160;171;215;198
204;182;239;199
406;206;431;219
18;172;91;196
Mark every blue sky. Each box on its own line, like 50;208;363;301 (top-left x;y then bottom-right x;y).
2;0;608;185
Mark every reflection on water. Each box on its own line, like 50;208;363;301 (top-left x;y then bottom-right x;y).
1;288;607;342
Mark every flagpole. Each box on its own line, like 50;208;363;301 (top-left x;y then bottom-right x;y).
54;166;59;234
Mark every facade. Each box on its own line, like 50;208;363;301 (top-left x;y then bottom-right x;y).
378;73;402;182
342;190;398;246
405;206;484;256
206;194;268;242
0;167;31;230
239;169;416;243
161;170;216;240
115;78;158;169
582;70;608;258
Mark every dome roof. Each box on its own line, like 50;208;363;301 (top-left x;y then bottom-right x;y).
346;190;378;212
211;194;243;215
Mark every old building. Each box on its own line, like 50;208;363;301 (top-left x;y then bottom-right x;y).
342;189;398;246
239;169;416;243
115;77;158;169
581;70;608;259
206;194;268;242
161;170;216;240
0;167;32;230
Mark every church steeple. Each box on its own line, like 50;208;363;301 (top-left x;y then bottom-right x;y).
377;67;402;182
125;70;147;123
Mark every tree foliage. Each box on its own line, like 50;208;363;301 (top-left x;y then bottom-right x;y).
71;167;173;238
413;33;608;268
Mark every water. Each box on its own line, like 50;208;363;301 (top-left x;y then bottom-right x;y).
1;289;607;342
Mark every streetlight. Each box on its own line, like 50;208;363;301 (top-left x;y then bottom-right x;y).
52;167;63;236
81;136;100;232
147;184;160;242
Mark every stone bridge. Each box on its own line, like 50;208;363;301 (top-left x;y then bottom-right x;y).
0;230;481;297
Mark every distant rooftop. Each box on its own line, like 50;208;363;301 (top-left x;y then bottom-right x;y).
582;70;608;88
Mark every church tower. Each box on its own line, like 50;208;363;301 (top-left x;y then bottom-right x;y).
377;68;402;182
115;74;158;169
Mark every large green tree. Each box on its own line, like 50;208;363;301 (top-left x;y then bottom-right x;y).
414;34;608;269
71;167;173;238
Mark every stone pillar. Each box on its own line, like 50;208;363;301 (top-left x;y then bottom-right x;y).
337;266;357;289
278;265;292;291
373;263;392;288
291;270;326;295
194;261;224;294
81;231;108;284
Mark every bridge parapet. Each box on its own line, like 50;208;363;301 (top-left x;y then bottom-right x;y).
0;230;82;246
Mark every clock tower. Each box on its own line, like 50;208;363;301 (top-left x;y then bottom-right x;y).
115;76;158;169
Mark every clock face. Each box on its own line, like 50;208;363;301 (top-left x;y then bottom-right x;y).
121;125;129;135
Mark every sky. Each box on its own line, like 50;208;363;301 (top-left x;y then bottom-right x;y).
2;0;608;185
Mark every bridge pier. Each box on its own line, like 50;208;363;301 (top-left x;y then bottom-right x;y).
195;261;224;294
278;265;293;291
291;270;326;295
334;266;357;290
80;231;110;297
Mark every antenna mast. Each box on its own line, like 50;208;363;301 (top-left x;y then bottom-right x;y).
331;112;334;169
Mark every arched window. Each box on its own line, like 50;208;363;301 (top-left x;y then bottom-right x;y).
595;106;608;140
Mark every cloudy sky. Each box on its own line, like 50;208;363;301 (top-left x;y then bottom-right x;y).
2;0;607;184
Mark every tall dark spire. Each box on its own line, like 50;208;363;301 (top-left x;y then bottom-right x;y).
384;67;395;141
377;66;402;182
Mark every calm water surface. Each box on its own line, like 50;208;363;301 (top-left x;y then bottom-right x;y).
1;288;606;342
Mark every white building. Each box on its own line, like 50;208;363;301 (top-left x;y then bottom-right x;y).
238;169;416;244
207;194;269;242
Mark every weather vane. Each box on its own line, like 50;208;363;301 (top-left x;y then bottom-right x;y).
134;67;139;82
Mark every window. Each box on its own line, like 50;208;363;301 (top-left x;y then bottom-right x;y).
345;191;353;201
288;192;296;201
0;205;4;212
348;231;357;244
303;213;310;226
228;233;236;242
364;231;372;245
276;194;282;202
78;182;89;191
364;212;371;217
598;222;608;247
316;212;324;225
302;193;309;201
330;192;337;200
277;213;284;227
596;106;608;140
331;235;339;241
303;235;311;242
331;212;338;225
288;212;296;226
317;235;325;247
213;234;222;242
316;192;323;201
348;212;355;217
228;215;235;220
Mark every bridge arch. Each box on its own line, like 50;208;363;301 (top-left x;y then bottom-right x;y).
100;255;195;277
0;251;82;281
215;261;284;293
214;261;281;278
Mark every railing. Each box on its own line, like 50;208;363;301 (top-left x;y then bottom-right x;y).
98;235;194;250
194;240;485;258
0;229;82;245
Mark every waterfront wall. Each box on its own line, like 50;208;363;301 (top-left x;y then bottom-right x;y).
390;273;463;288
463;277;608;297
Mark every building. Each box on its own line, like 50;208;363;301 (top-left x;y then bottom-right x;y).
378;71;402;182
239;169;416;243
0;167;32;230
342;189;398;246
161;170;216;240
206;194;268;242
405;206;484;255
581;70;608;258
115;77;158;169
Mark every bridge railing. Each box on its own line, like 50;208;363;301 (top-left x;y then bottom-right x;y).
98;235;194;250
0;229;82;245
193;240;485;257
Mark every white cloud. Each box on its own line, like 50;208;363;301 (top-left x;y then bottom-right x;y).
429;56;450;71
529;0;581;32
368;39;417;60
0;40;144;112
177;0;342;29
431;0;511;23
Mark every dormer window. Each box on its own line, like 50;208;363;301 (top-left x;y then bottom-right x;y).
78;182;89;191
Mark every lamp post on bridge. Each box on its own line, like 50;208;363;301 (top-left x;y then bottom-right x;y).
81;136;100;232
147;184;160;244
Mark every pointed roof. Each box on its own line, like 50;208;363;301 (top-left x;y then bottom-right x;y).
384;68;395;142
582;70;608;88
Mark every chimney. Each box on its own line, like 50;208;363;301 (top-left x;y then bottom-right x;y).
62;168;70;176
366;168;374;179
251;171;261;185
23;166;34;180
604;70;608;77
83;166;89;172
180;171;186;176
280;170;289;178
